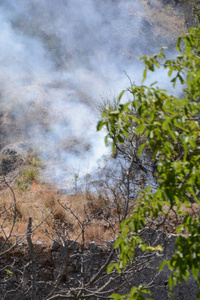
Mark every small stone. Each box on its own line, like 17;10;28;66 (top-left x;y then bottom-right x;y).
51;239;61;252
67;239;80;251
88;241;101;253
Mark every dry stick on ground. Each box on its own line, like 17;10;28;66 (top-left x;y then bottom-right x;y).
45;203;93;299
47;249;160;299
0;209;52;257
45;201;117;300
27;217;37;300
44;205;164;299
0;175;52;299
1;212;52;299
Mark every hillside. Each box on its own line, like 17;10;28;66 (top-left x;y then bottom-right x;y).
0;0;190;259
0;0;199;299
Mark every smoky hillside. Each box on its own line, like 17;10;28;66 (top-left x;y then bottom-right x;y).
0;0;186;186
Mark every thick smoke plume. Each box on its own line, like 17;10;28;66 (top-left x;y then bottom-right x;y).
0;0;183;187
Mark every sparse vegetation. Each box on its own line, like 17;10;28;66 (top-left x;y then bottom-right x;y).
16;167;39;191
16;150;42;191
1;0;200;299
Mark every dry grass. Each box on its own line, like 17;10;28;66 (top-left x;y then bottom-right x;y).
1;176;200;247
0;179;119;246
86;192;110;217
134;0;187;47
85;219;117;244
0;182;57;243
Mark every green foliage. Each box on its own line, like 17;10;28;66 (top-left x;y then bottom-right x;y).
16;150;43;191
27;149;44;168
110;285;153;300
16;167;39;191
98;25;200;299
5;269;13;277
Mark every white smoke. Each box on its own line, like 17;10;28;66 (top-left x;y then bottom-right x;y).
0;0;182;187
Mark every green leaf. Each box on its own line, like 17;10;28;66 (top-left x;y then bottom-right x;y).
192;266;199;280
168;292;176;300
117;134;124;144
5;269;13;276
117;90;125;104
110;110;119;115
130;286;137;294
97;120;104;131
142;68;147;82
135;125;146;134
168;276;173;290
109;293;122;299
106;104;110;110
104;135;109;146
159;260;169;272
177;36;182;52
138;143;145;157
107;263;117;274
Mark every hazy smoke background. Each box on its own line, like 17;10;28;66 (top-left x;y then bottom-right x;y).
0;0;183;187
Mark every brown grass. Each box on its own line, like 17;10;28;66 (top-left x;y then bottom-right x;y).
1;177;200;247
0;179;119;246
85;219;117;244
135;0;187;47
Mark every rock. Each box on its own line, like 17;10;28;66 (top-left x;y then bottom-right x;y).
88;241;97;251
88;241;101;253
51;239;62;252
66;265;76;273
0;142;30;187
0;148;23;176
67;239;80;251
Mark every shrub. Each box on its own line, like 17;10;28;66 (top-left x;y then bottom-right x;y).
98;25;200;299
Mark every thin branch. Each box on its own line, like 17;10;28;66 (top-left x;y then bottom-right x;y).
26;217;37;300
